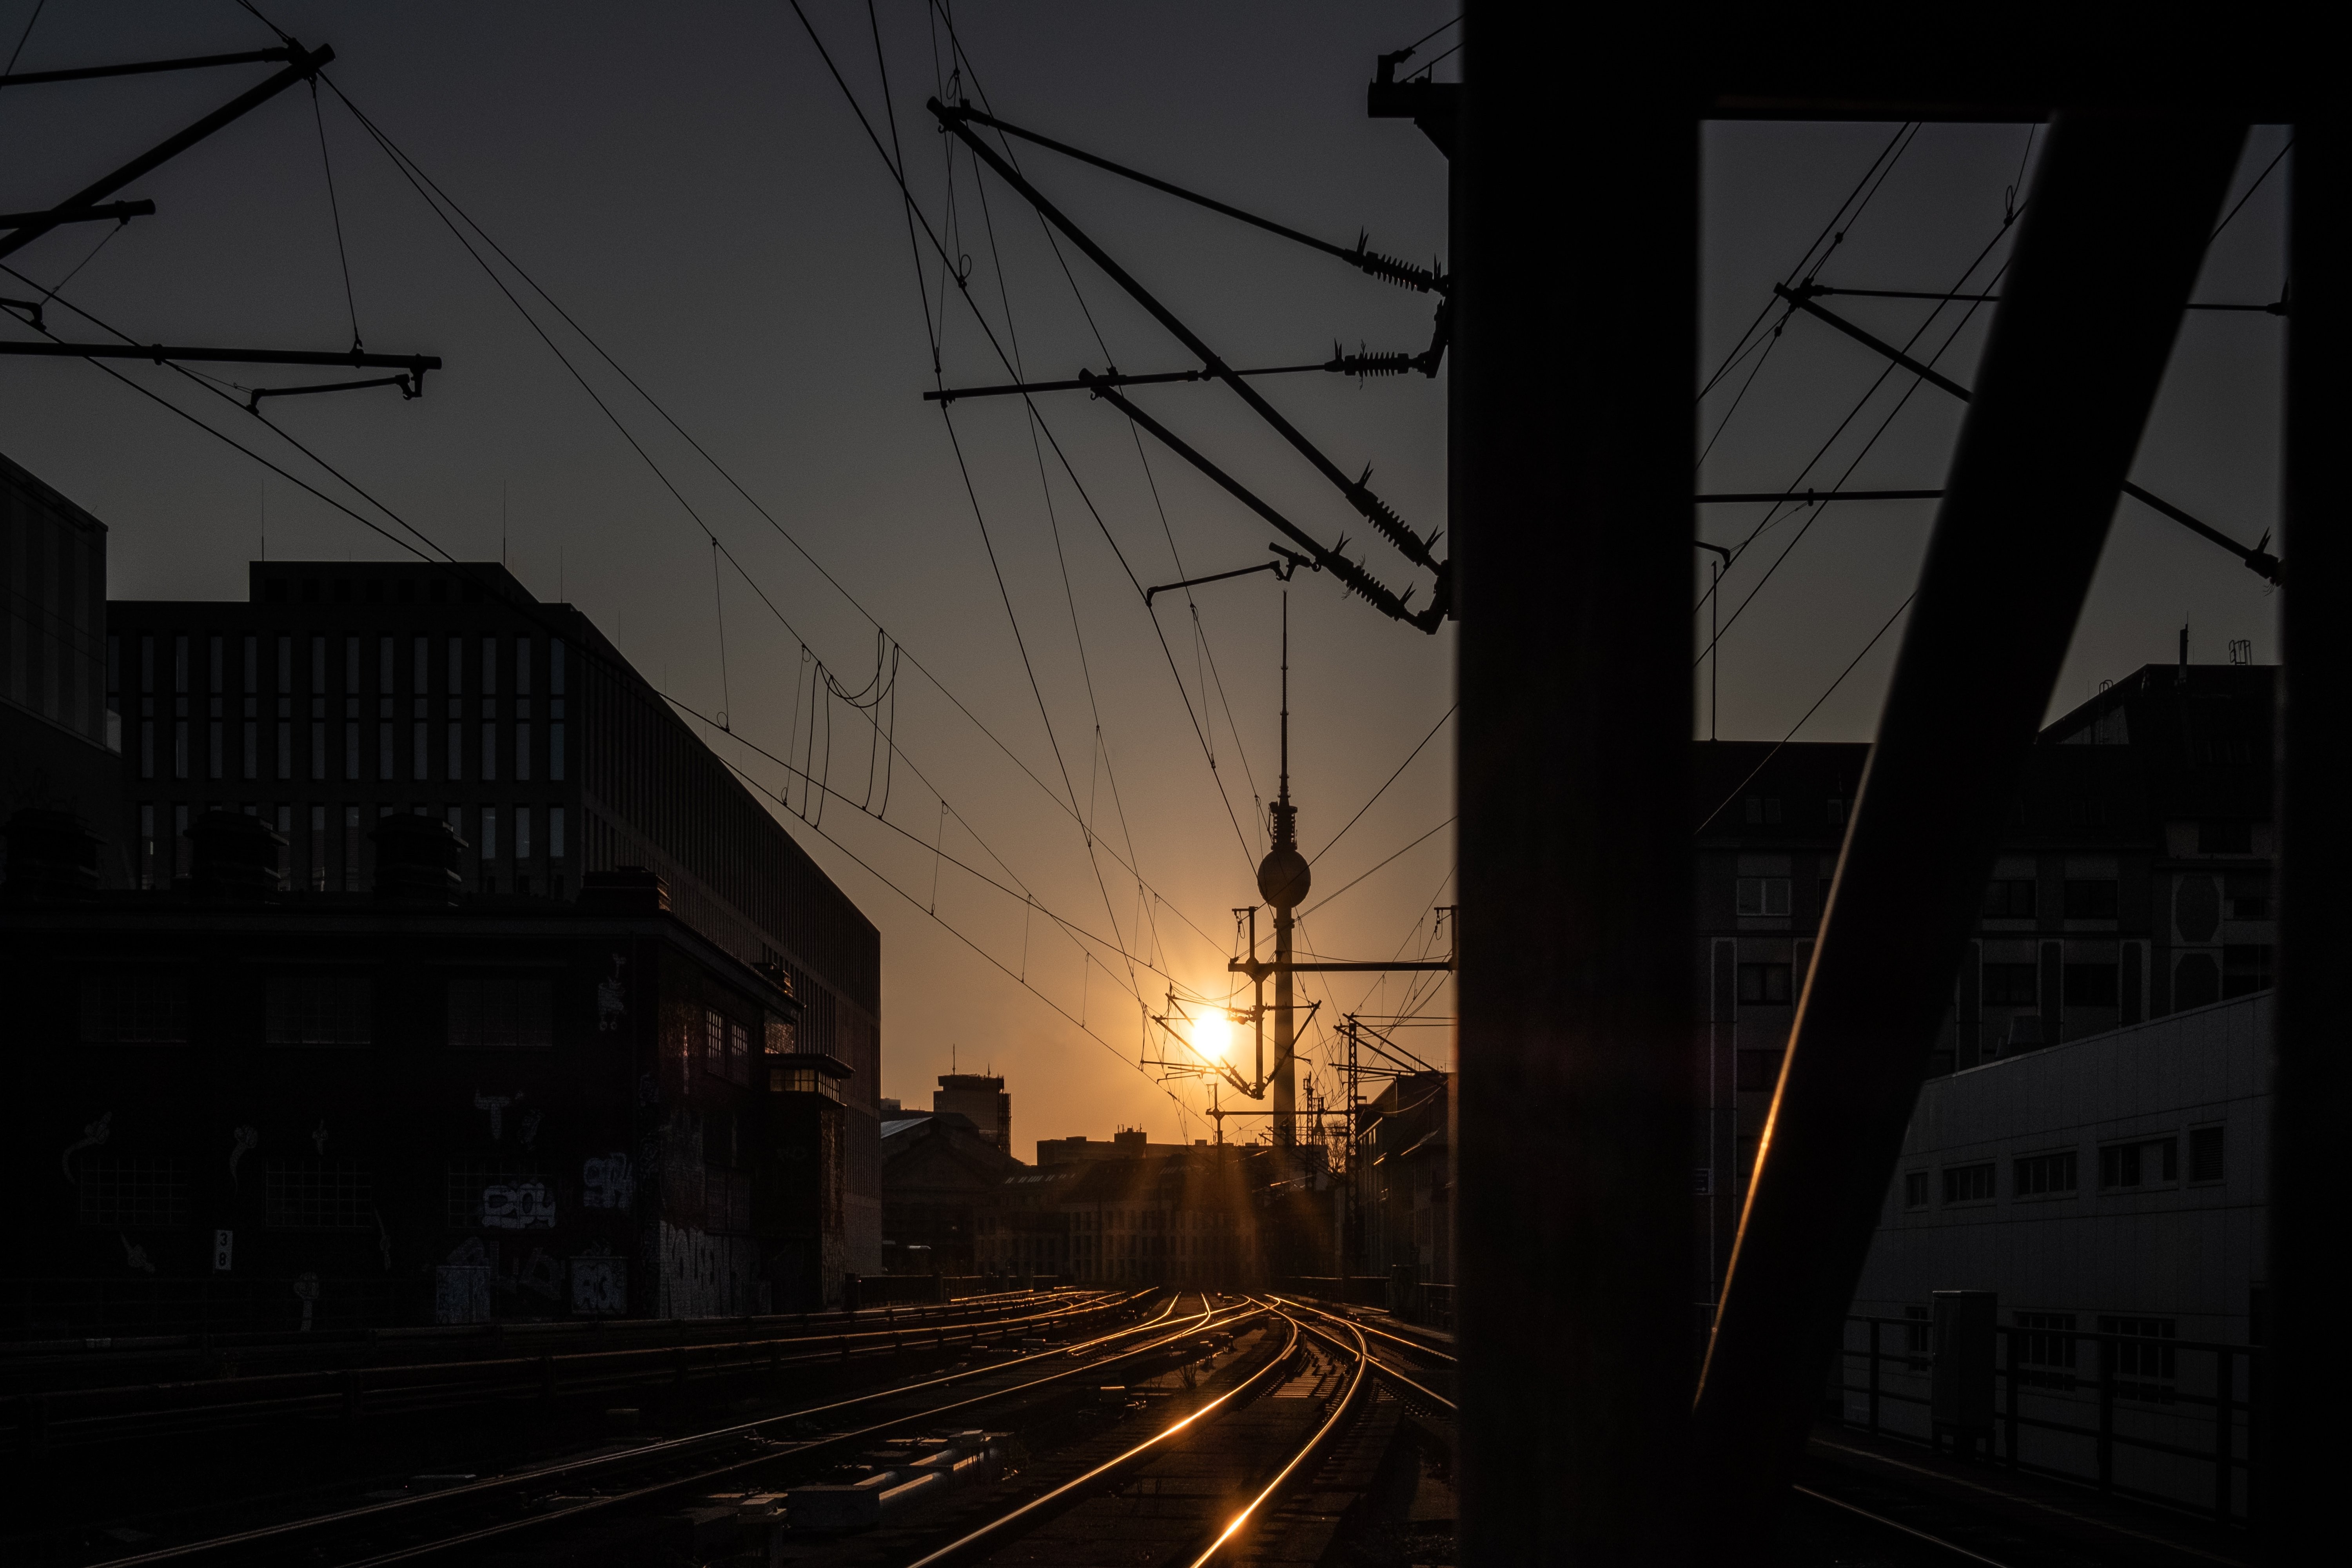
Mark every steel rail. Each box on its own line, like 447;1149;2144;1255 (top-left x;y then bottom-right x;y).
87;1292;1205;1567
1187;1308;1372;1566
1287;1312;1452;1414
14;1291;1127;1450
1268;1295;1456;1365
901;1303;1294;1568
1789;1485;2021;1568
311;1298;1261;1568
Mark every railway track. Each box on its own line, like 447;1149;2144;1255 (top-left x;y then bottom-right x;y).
60;1291;1226;1567
7;1288;1125;1454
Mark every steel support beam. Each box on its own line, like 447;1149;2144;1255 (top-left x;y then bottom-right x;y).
1688;113;2246;1545
1454;9;1696;1559
2272;111;2348;1553
0;44;331;264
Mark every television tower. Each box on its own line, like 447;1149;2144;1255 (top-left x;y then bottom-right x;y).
1256;595;1311;1147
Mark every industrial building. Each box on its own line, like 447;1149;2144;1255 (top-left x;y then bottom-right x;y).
1842;991;2267;1517
1;809;852;1331
103;557;885;1278
1694;662;2276;1316
0;453;122;881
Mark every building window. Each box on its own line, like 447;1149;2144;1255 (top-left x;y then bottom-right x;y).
516;805;532;862
447;975;554;1049
80;972;191;1044
265;977;373;1045
139;802;155;889
550;806;566;860
2223;871;2270;920
1902;1304;1932;1368
1742;796;1781;825
2099;1137;2177;1190
2188;1125;2225;1183
2015;1312;2078;1389
1982;962;2038;1007
445;1161;555;1229
1940;1163;1995;1205
265;1160;374;1229
707;1168;753;1234
2013;1150;2077;1197
1982;879;2036;918
2062;879;2118;920
1735;963;1792;1005
2098;1316;2177;1401
2222;944;2274;998
1734;877;1791;917
78;1158;189;1228
2175;952;2221;1009
2197;820;2252;855
2062;963;2119;1007
309;804;328;890
1902;1171;1928;1210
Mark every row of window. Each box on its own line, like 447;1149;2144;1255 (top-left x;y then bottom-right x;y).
137;712;567;787
1731;949;2272;1012
1902;1128;2223;1209
1736;871;2272;924
81;975;555;1049
118;633;565;700
135;801;568;893
75;1157;757;1234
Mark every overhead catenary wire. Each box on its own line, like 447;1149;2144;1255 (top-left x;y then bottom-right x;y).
320;71;1244;989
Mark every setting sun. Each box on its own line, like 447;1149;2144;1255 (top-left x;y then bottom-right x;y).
1190;1009;1236;1063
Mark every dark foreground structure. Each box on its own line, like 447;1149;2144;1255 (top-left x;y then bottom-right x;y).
1449;6;2338;1560
0;811;853;1332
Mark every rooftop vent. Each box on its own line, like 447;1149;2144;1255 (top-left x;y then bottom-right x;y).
186;809;285;902
579;866;668;915
1;808;101;903
370;813;465;907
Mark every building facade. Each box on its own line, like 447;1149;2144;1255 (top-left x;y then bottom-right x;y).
931;1072;1011;1157
878;1111;1018;1275
1692;663;2276;1315
1;453;123;884
0;811;856;1332
105;559;885;1277
1842;991;2266;1514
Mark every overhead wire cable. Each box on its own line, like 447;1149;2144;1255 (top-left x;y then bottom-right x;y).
788;0;1261;878
308;79;362;350
318;74;1206;927
1692;588;1916;836
1312;703;1455;866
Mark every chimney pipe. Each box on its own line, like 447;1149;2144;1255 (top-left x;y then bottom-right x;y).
370;813;465;906
2;808;102;903
186;809;285;902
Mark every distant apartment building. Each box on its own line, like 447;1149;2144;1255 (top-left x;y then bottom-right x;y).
932;1071;1012;1157
0;452;123;883
1693;663;2275;1311
104;558;885;1276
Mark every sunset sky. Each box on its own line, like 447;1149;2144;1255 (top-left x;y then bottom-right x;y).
2;2;2287;1148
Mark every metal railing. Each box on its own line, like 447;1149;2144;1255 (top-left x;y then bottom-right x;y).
1833;1314;2260;1524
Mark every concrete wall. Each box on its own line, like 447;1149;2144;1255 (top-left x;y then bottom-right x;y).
1842;992;2267;1515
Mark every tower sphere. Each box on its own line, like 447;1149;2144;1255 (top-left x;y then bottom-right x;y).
1258;844;1311;909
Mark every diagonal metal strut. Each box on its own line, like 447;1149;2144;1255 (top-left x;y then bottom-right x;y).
1690;112;2249;1544
1774;281;2282;581
928;98;1446;584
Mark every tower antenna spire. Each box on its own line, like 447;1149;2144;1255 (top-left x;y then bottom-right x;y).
1279;590;1290;809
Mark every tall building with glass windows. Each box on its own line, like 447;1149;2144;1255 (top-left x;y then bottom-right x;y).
105;560;884;1275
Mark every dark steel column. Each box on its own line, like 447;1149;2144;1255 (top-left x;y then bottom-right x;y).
1454;7;1696;1558
2271;115;2347;1556
1688;113;2246;1543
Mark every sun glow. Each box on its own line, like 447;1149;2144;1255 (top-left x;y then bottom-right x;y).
1191;1009;1236;1064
